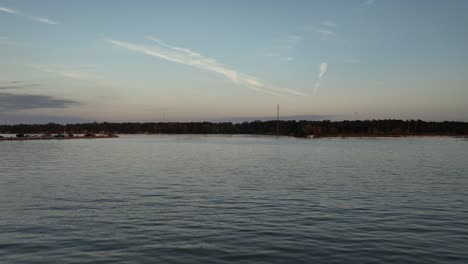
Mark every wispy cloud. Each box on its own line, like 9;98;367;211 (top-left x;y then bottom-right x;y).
0;79;78;113
30;65;95;80
260;35;302;62
0;93;78;112
107;37;304;96
261;52;294;62
32;17;58;25
282;35;303;49
315;28;337;38
314;62;328;93
0;81;39;90
305;26;337;39
30;64;124;91
321;20;336;28
0;5;58;25
305;19;339;40
318;63;328;80
0;6;17;14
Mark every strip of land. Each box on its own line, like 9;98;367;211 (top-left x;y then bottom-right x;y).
312;133;468;138
0;120;467;138
0;135;118;141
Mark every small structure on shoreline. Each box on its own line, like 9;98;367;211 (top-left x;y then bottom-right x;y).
0;133;118;141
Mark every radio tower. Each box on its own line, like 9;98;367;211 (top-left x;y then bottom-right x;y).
276;104;280;135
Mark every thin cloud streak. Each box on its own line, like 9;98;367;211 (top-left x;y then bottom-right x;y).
315;28;336;37
0;81;39;90
30;65;93;80
0;5;58;25
0;6;17;14
32;17;58;25
306;26;337;39
314;62;328;94
29;64;125;91
321;20;336;27
260;35;302;62
261;52;294;62
283;35;303;49
107;38;304;96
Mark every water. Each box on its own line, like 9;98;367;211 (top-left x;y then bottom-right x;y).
1;135;467;263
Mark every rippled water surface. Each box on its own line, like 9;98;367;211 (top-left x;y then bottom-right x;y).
1;135;467;263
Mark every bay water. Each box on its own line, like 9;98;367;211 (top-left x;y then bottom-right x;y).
1;135;467;263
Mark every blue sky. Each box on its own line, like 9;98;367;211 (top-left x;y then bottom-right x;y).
1;0;468;123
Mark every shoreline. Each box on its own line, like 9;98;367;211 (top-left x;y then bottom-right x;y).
0;135;119;141
1;120;467;138
311;134;468;139
1;133;467;141
118;133;468;138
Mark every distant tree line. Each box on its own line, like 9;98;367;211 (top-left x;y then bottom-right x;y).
0;120;467;137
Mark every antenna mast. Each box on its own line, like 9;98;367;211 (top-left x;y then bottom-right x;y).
276;104;280;135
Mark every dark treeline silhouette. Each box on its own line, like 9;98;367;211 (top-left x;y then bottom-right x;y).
1;120;467;137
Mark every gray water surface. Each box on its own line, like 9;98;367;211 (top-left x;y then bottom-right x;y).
1;135;467;263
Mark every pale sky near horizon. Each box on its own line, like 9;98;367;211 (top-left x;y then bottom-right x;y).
1;0;468;124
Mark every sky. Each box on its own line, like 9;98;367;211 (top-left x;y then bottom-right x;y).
1;0;468;124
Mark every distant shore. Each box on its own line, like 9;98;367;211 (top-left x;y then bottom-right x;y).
0;134;118;141
311;133;468;139
1;120;467;138
2;133;467;141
